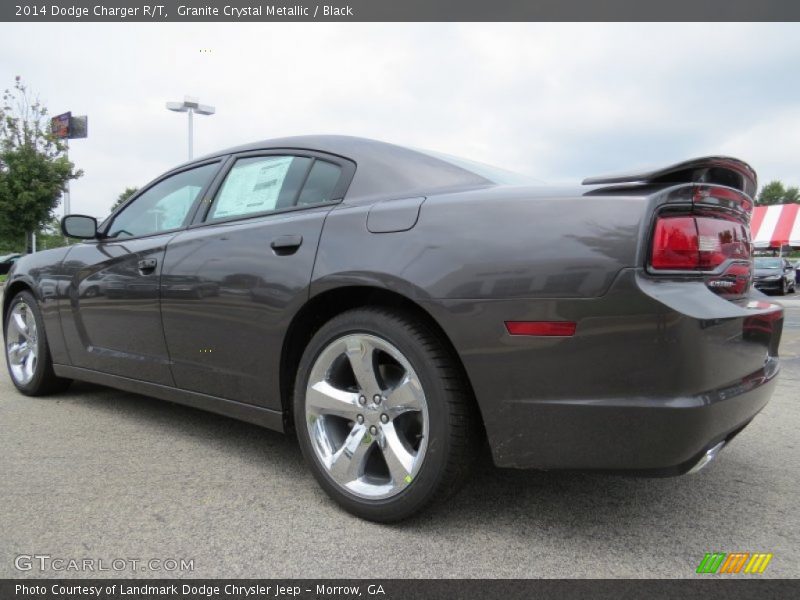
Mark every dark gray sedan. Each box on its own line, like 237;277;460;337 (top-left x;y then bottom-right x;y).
2;136;784;521
753;257;797;295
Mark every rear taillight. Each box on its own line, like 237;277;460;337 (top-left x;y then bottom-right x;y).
651;216;698;269
651;215;750;271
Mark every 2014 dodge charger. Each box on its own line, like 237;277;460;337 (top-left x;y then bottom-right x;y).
2;136;784;521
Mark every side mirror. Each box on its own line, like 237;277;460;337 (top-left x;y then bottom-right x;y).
61;215;98;239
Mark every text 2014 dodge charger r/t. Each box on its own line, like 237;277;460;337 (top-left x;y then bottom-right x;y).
2;136;783;521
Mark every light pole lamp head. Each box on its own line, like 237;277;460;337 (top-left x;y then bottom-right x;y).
166;101;188;113
166;97;215;115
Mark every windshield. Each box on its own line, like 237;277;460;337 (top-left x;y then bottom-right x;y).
416;148;544;185
755;258;782;269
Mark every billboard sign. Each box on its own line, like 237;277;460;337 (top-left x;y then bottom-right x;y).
50;111;71;139
50;112;88;139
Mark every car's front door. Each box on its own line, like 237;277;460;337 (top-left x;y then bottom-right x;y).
60;161;221;384
160;151;353;408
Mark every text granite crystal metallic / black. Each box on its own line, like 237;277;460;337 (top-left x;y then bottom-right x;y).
2;136;783;521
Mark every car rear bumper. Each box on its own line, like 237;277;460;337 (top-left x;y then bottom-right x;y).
424;268;784;472
484;359;777;474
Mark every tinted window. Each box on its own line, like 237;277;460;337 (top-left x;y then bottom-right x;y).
208;156;312;220
297;160;342;206
107;163;217;239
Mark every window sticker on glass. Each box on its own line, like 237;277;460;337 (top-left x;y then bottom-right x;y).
211;156;294;219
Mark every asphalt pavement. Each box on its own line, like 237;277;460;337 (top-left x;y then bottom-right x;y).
1;293;798;579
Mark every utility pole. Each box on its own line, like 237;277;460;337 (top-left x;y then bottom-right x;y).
63;139;71;216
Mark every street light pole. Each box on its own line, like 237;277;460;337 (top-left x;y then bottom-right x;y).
166;96;215;160
64;139;71;216
187;108;193;159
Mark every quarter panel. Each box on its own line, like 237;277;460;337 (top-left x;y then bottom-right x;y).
313;187;650;301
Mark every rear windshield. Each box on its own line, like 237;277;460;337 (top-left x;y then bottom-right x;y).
755;258;782;269
416;148;543;185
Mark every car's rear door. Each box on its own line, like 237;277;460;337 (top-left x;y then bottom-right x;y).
60;160;221;385
160;150;354;408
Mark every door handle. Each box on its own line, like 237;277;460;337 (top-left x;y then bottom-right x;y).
270;235;303;255
137;258;157;273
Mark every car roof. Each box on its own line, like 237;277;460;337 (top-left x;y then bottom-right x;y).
191;135;494;203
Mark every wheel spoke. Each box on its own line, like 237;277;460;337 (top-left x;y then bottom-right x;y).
384;375;424;417
7;342;24;363
328;424;372;483
380;422;416;485
345;337;382;393
307;381;361;419
23;349;35;379
11;311;28;339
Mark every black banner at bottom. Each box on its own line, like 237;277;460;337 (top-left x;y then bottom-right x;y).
1;579;797;600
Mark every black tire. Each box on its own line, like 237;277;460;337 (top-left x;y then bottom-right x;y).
4;290;71;396
293;307;481;522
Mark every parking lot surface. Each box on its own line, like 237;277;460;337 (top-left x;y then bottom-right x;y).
1;294;799;578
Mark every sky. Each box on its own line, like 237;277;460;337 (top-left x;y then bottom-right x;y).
1;22;800;219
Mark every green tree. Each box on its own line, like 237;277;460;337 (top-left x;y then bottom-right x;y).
0;231;24;254
0;76;82;252
111;186;138;212
757;180;800;206
33;216;77;251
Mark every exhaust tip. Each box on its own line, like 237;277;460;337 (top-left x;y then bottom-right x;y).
688;441;726;474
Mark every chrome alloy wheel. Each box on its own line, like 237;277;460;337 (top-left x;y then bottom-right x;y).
6;302;38;385
305;333;429;500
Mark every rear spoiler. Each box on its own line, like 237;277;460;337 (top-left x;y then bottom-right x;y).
582;156;757;198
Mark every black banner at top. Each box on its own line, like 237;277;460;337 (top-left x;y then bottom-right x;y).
2;0;800;22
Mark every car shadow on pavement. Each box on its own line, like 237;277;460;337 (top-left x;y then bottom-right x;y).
54;380;308;473
54;380;770;542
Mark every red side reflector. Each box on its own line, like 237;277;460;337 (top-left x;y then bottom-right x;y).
505;321;577;336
